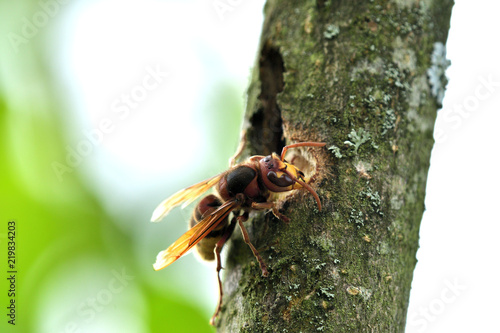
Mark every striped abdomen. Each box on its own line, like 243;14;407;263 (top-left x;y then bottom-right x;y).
189;194;230;261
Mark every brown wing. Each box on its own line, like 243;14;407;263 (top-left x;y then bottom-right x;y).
151;173;224;222
153;198;240;271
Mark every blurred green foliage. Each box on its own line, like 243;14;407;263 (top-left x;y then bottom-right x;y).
0;95;217;333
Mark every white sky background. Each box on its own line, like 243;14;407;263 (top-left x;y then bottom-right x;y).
54;0;500;332
407;1;500;332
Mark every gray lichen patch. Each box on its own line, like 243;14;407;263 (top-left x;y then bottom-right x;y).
323;24;340;39
392;36;417;72
392;0;430;9
328;144;343;159
344;128;371;155
354;159;373;179
389;176;406;210
409;74;428;109
407;75;435;132
427;41;451;105
377;241;391;255
350;57;385;80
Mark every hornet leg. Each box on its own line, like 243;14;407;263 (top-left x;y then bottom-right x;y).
210;218;237;326
237;213;269;277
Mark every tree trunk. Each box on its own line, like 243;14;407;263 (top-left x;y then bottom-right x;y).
217;0;453;331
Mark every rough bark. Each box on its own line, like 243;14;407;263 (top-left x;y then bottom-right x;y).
217;0;453;332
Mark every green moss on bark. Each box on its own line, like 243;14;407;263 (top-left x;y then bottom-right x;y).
217;0;453;332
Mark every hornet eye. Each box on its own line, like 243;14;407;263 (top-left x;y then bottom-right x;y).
267;171;294;187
